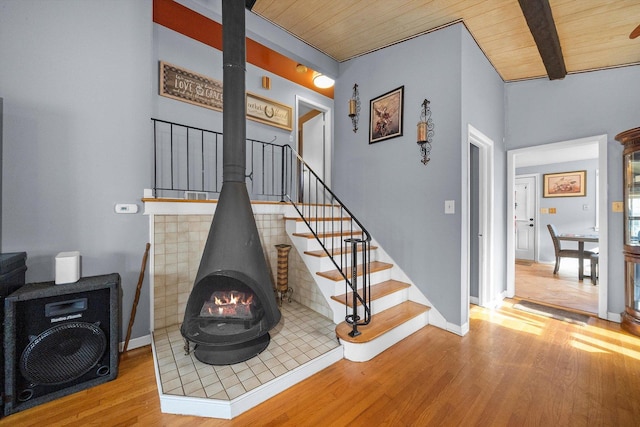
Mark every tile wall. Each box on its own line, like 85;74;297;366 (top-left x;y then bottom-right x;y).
152;213;332;331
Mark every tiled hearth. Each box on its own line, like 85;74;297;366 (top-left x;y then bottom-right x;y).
151;301;342;418
145;201;343;419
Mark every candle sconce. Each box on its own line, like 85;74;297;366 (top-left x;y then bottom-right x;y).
348;84;360;133
417;99;434;165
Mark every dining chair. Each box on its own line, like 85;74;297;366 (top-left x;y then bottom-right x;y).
547;224;597;275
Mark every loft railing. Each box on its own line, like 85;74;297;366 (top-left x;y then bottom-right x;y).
151;118;288;200
151;118;371;335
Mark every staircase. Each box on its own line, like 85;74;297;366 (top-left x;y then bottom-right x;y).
285;214;431;362
149;119;432;361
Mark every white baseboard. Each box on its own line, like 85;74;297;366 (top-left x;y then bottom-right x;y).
607;312;621;323
119;334;152;352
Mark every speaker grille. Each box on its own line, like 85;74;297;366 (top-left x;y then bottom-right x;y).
20;322;107;385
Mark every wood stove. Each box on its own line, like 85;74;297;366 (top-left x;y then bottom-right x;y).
180;0;281;365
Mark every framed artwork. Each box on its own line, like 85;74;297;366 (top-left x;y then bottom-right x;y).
246;92;293;131
369;86;404;144
159;61;223;111
543;170;586;197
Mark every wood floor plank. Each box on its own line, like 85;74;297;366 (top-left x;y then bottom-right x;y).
515;260;598;314
2;301;640;425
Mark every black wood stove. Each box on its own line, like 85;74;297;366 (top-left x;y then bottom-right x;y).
181;0;281;365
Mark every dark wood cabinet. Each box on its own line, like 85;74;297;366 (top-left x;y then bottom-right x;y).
617;127;640;336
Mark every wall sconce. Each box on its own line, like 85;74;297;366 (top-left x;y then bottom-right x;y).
417;99;434;165
313;72;334;89
348;84;360;133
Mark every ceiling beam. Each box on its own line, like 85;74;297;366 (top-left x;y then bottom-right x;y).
518;0;567;80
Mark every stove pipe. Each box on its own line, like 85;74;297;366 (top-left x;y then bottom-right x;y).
181;0;281;365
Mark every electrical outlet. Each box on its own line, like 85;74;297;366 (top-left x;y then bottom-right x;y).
445;200;455;214
549;208;556;214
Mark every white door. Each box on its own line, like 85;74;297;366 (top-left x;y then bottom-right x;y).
515;176;536;261
301;111;325;204
296;96;332;206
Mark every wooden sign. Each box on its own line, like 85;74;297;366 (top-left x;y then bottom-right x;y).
246;93;292;131
159;61;223;111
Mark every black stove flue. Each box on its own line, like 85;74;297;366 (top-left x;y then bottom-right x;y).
180;0;281;365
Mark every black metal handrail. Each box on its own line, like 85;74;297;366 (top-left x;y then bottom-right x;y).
280;146;372;336
151;118;371;335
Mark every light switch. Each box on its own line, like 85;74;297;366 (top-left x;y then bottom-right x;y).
549;207;556;214
445;200;455;214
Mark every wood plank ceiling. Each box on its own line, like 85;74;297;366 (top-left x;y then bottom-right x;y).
250;0;640;82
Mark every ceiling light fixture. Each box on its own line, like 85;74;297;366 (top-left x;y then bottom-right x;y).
313;73;334;89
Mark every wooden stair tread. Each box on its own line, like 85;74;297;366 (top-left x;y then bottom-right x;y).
331;279;410;307
317;261;392;281
304;245;378;258
292;230;363;240
336;301;430;344
285;216;350;222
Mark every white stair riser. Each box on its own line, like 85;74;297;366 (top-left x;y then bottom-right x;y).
320;269;392;296
292;236;367;253
341;311;430;362
310;251;375;272
348;288;410;319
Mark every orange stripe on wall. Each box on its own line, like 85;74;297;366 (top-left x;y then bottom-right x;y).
153;0;334;99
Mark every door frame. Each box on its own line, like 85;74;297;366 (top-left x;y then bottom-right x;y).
295;95;333;189
463;125;495;323
506;134;608;319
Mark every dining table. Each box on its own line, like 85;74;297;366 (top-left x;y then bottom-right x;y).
557;233;599;280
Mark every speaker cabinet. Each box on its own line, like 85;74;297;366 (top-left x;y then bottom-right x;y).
3;273;120;416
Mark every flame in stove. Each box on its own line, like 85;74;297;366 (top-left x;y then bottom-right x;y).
213;292;253;306
201;291;255;318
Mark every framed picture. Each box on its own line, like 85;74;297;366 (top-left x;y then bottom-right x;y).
369;86;404;144
246;92;293;131
543;170;586;197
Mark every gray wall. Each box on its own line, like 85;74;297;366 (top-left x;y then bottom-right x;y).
517;158;600;262
153;24;333;152
506;65;640;315
0;0;337;343
334;24;505;326
0;1;153;341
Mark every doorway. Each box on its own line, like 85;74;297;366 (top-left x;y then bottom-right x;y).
295;96;332;203
514;175;537;262
506;135;608;319
464;125;495;317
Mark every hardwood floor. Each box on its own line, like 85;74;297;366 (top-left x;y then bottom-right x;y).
515;260;598;314
2;300;639;426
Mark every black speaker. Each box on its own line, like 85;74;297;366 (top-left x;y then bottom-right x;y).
3;273;120;416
